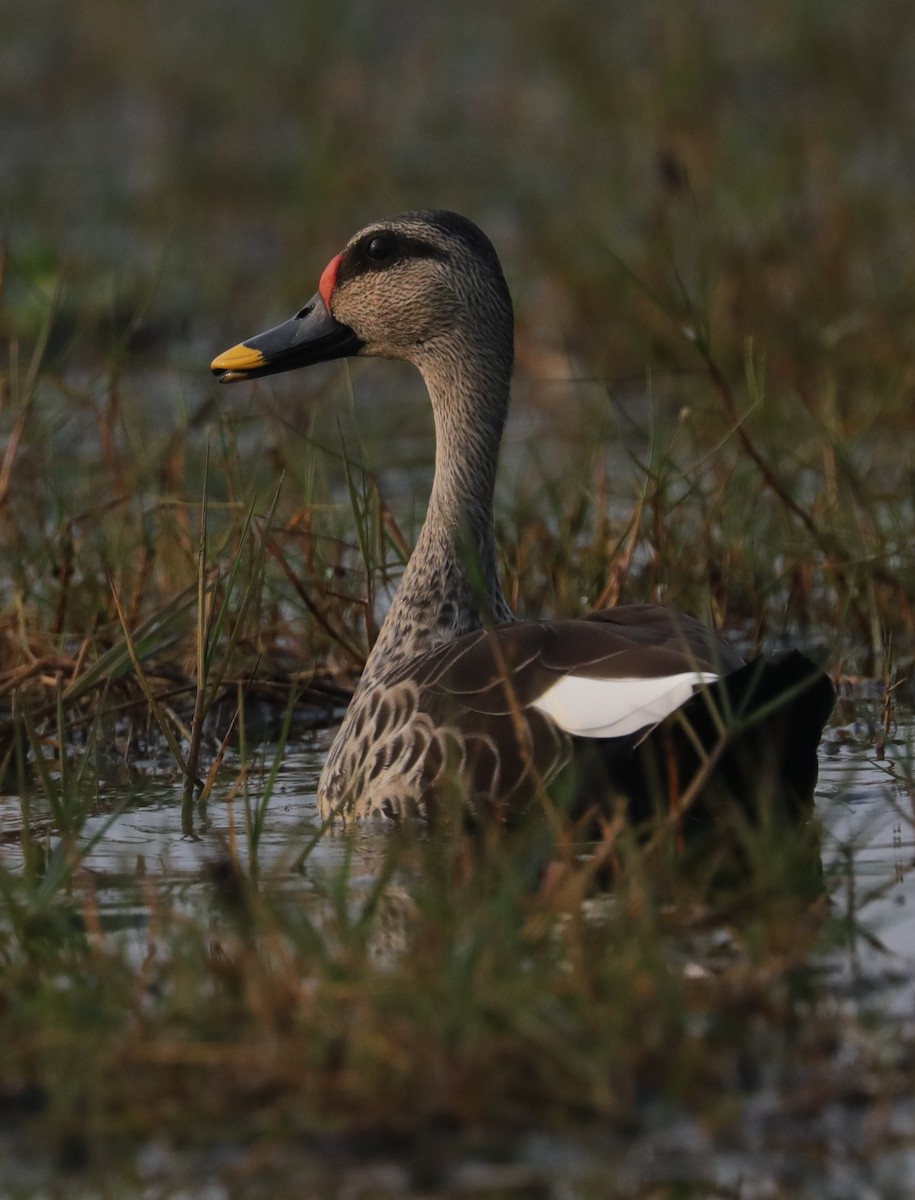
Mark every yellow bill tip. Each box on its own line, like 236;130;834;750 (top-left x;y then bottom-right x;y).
210;341;267;380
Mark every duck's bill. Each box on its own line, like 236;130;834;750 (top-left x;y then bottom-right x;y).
210;293;362;382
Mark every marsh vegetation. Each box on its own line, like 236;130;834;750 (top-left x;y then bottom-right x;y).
2;2;915;1195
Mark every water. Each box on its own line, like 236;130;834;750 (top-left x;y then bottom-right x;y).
1;711;914;1198
818;727;915;1044
55;720;915;999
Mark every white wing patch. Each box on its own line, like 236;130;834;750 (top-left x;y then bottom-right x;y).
531;671;719;739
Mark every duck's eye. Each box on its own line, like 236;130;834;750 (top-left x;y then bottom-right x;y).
366;234;396;262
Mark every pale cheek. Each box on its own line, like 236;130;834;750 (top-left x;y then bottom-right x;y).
337;283;455;352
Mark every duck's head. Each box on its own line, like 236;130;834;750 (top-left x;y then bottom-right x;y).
211;210;513;383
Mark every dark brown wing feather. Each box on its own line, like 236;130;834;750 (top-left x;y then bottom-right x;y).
399;605;742;712
394;605;832;823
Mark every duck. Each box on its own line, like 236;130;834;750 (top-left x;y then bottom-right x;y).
211;210;834;829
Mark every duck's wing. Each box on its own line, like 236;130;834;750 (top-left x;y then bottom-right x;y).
398;606;731;816
405;606;831;821
412;605;741;720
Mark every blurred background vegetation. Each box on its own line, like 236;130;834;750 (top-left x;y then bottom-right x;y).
2;0;915;688
5;0;915;365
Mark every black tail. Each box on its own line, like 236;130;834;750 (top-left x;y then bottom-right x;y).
572;651;835;829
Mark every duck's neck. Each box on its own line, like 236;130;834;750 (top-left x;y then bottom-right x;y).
359;343;514;685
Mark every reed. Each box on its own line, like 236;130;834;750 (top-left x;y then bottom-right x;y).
1;2;914;1189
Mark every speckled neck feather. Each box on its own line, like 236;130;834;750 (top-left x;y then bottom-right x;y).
357;325;515;688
